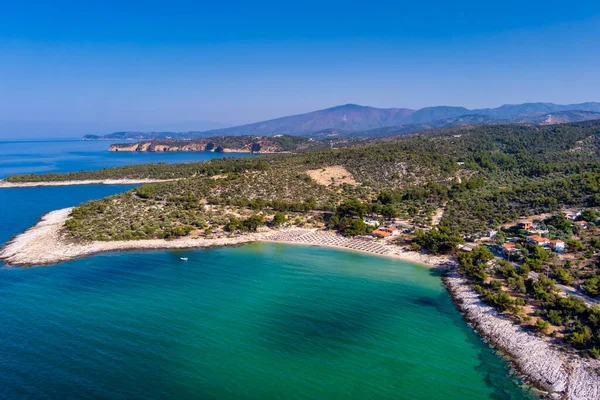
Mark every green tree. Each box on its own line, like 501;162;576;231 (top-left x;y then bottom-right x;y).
272;212;287;227
339;218;367;237
535;318;550;333
566;239;584;252
225;217;242;232
582;276;600;297
242;215;265;232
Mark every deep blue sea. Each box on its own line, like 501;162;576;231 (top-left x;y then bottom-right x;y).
0;140;537;399
0;139;252;179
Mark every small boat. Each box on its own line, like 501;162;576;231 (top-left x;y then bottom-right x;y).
180;257;188;261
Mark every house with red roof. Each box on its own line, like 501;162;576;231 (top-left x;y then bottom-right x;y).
501;243;518;255
575;221;588;229
526;235;550;247
372;227;400;238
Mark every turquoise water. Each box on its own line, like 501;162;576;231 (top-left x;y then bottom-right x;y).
0;243;537;399
0;141;538;399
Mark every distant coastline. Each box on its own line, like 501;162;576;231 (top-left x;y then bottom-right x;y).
0;178;174;188
107;134;324;154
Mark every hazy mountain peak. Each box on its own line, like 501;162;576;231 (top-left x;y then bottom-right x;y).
87;102;600;140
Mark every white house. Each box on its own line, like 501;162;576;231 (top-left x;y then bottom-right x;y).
363;218;380;227
549;239;565;253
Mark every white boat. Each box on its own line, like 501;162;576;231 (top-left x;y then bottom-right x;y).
180;257;188;261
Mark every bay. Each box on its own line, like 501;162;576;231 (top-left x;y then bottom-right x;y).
0;140;537;399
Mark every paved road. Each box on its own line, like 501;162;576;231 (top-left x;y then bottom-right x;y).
491;251;600;306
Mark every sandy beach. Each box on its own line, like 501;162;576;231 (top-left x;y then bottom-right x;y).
0;208;448;268
264;229;449;267
0;208;272;266
0;178;174;188
445;272;600;399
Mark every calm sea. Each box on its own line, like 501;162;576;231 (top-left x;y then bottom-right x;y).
0;139;253;179
0;140;537;399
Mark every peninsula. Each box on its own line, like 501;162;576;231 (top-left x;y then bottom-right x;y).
4;120;600;397
108;134;331;153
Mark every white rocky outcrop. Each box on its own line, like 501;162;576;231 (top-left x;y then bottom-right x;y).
445;273;600;399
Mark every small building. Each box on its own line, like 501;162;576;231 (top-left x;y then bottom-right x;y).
363;218;380;227
487;229;498;239
564;210;583;220
549;239;565;253
528;229;549;235
459;243;477;252
372;227;400;238
517;221;534;230
501;243;518;255
575;221;588;229
527;235;550;247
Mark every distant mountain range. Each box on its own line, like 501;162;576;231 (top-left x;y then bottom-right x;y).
83;102;600;140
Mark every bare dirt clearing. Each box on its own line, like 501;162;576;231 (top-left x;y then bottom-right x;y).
305;165;357;187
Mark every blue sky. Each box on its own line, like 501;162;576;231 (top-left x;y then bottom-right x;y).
1;0;599;137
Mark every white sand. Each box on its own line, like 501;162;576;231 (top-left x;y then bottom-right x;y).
0;209;449;268
0;208;273;266
264;229;448;267
0;178;174;188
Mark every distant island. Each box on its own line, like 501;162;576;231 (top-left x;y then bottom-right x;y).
5;119;600;398
83;102;600;141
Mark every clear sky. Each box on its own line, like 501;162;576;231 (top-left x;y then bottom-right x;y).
1;0;599;137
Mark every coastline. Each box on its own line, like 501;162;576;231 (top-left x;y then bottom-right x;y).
0;208;273;266
444;272;600;399
0;209;448;268
109;146;282;154
4;207;600;398
263;230;449;267
0;178;174;188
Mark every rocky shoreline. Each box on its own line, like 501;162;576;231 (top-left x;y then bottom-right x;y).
444;272;600;399
0;178;174;188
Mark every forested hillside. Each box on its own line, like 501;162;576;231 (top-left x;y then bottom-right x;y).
7;121;600;241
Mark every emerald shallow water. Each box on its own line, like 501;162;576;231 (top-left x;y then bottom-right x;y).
0;241;537;399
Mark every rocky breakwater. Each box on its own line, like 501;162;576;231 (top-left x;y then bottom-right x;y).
444;273;600;399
